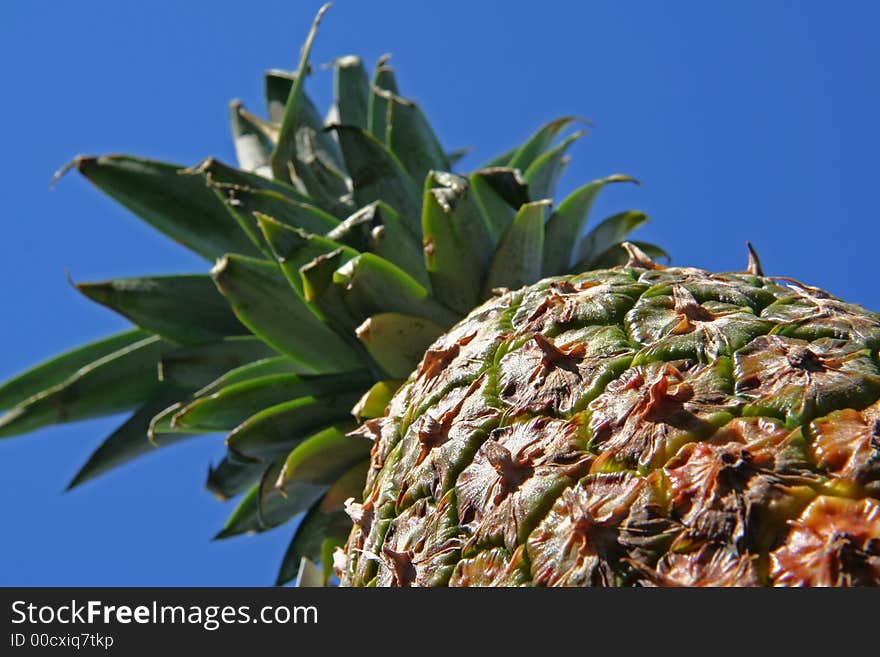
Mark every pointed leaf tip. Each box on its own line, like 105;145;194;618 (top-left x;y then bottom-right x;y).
332;54;370;131
270;2;342;185
745;241;764;276
76;275;245;345
524;130;586;201
507;116;591;172
622;241;663;270
65;388;193;490
72;155;263;260
50;156;89;189
229;100;277;176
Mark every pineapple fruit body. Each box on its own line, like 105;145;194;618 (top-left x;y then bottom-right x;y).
340;264;880;586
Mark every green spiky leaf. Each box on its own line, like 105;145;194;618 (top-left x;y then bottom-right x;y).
256;214;358;297
225;427;366;538
353;380;403;420
332;125;422;235
0;336;174;439
226;397;361;463
367;55;399;142
574;210;649;269
229;100;276;176
278;426;370;490
542;174;639;276
484;200;548;293
275;451;370;585
333;55;370;130
0;329;149;411
62;155;262;261
524;130;585;201
421;172;493;314
271;4;344;183
211;254;362;373
172;371;370;433
299;249;364;339
215;459;325;539
76;275;244;345
384;90;450;185
265;70;295;124
469;167;529;241
217;187;339;237
190;157;311;204
67;387;194;490
276;500;352;586
332;253;457;327
158;338;279;389
207;456;264;501
356;313;445;378
447;147;471;168
287;135;352;218
195;356;310;397
329;202;428;287
508;116;583;171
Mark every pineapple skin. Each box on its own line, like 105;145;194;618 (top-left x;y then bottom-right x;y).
339;265;880;586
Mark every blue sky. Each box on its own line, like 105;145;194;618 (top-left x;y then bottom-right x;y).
1;1;877;585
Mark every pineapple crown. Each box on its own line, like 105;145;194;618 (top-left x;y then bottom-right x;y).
0;4;661;585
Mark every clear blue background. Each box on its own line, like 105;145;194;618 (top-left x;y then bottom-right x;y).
1;0;877;585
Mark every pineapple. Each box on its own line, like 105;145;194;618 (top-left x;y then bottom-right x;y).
339;249;880;586
0;5;659;586
3;5;879;587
